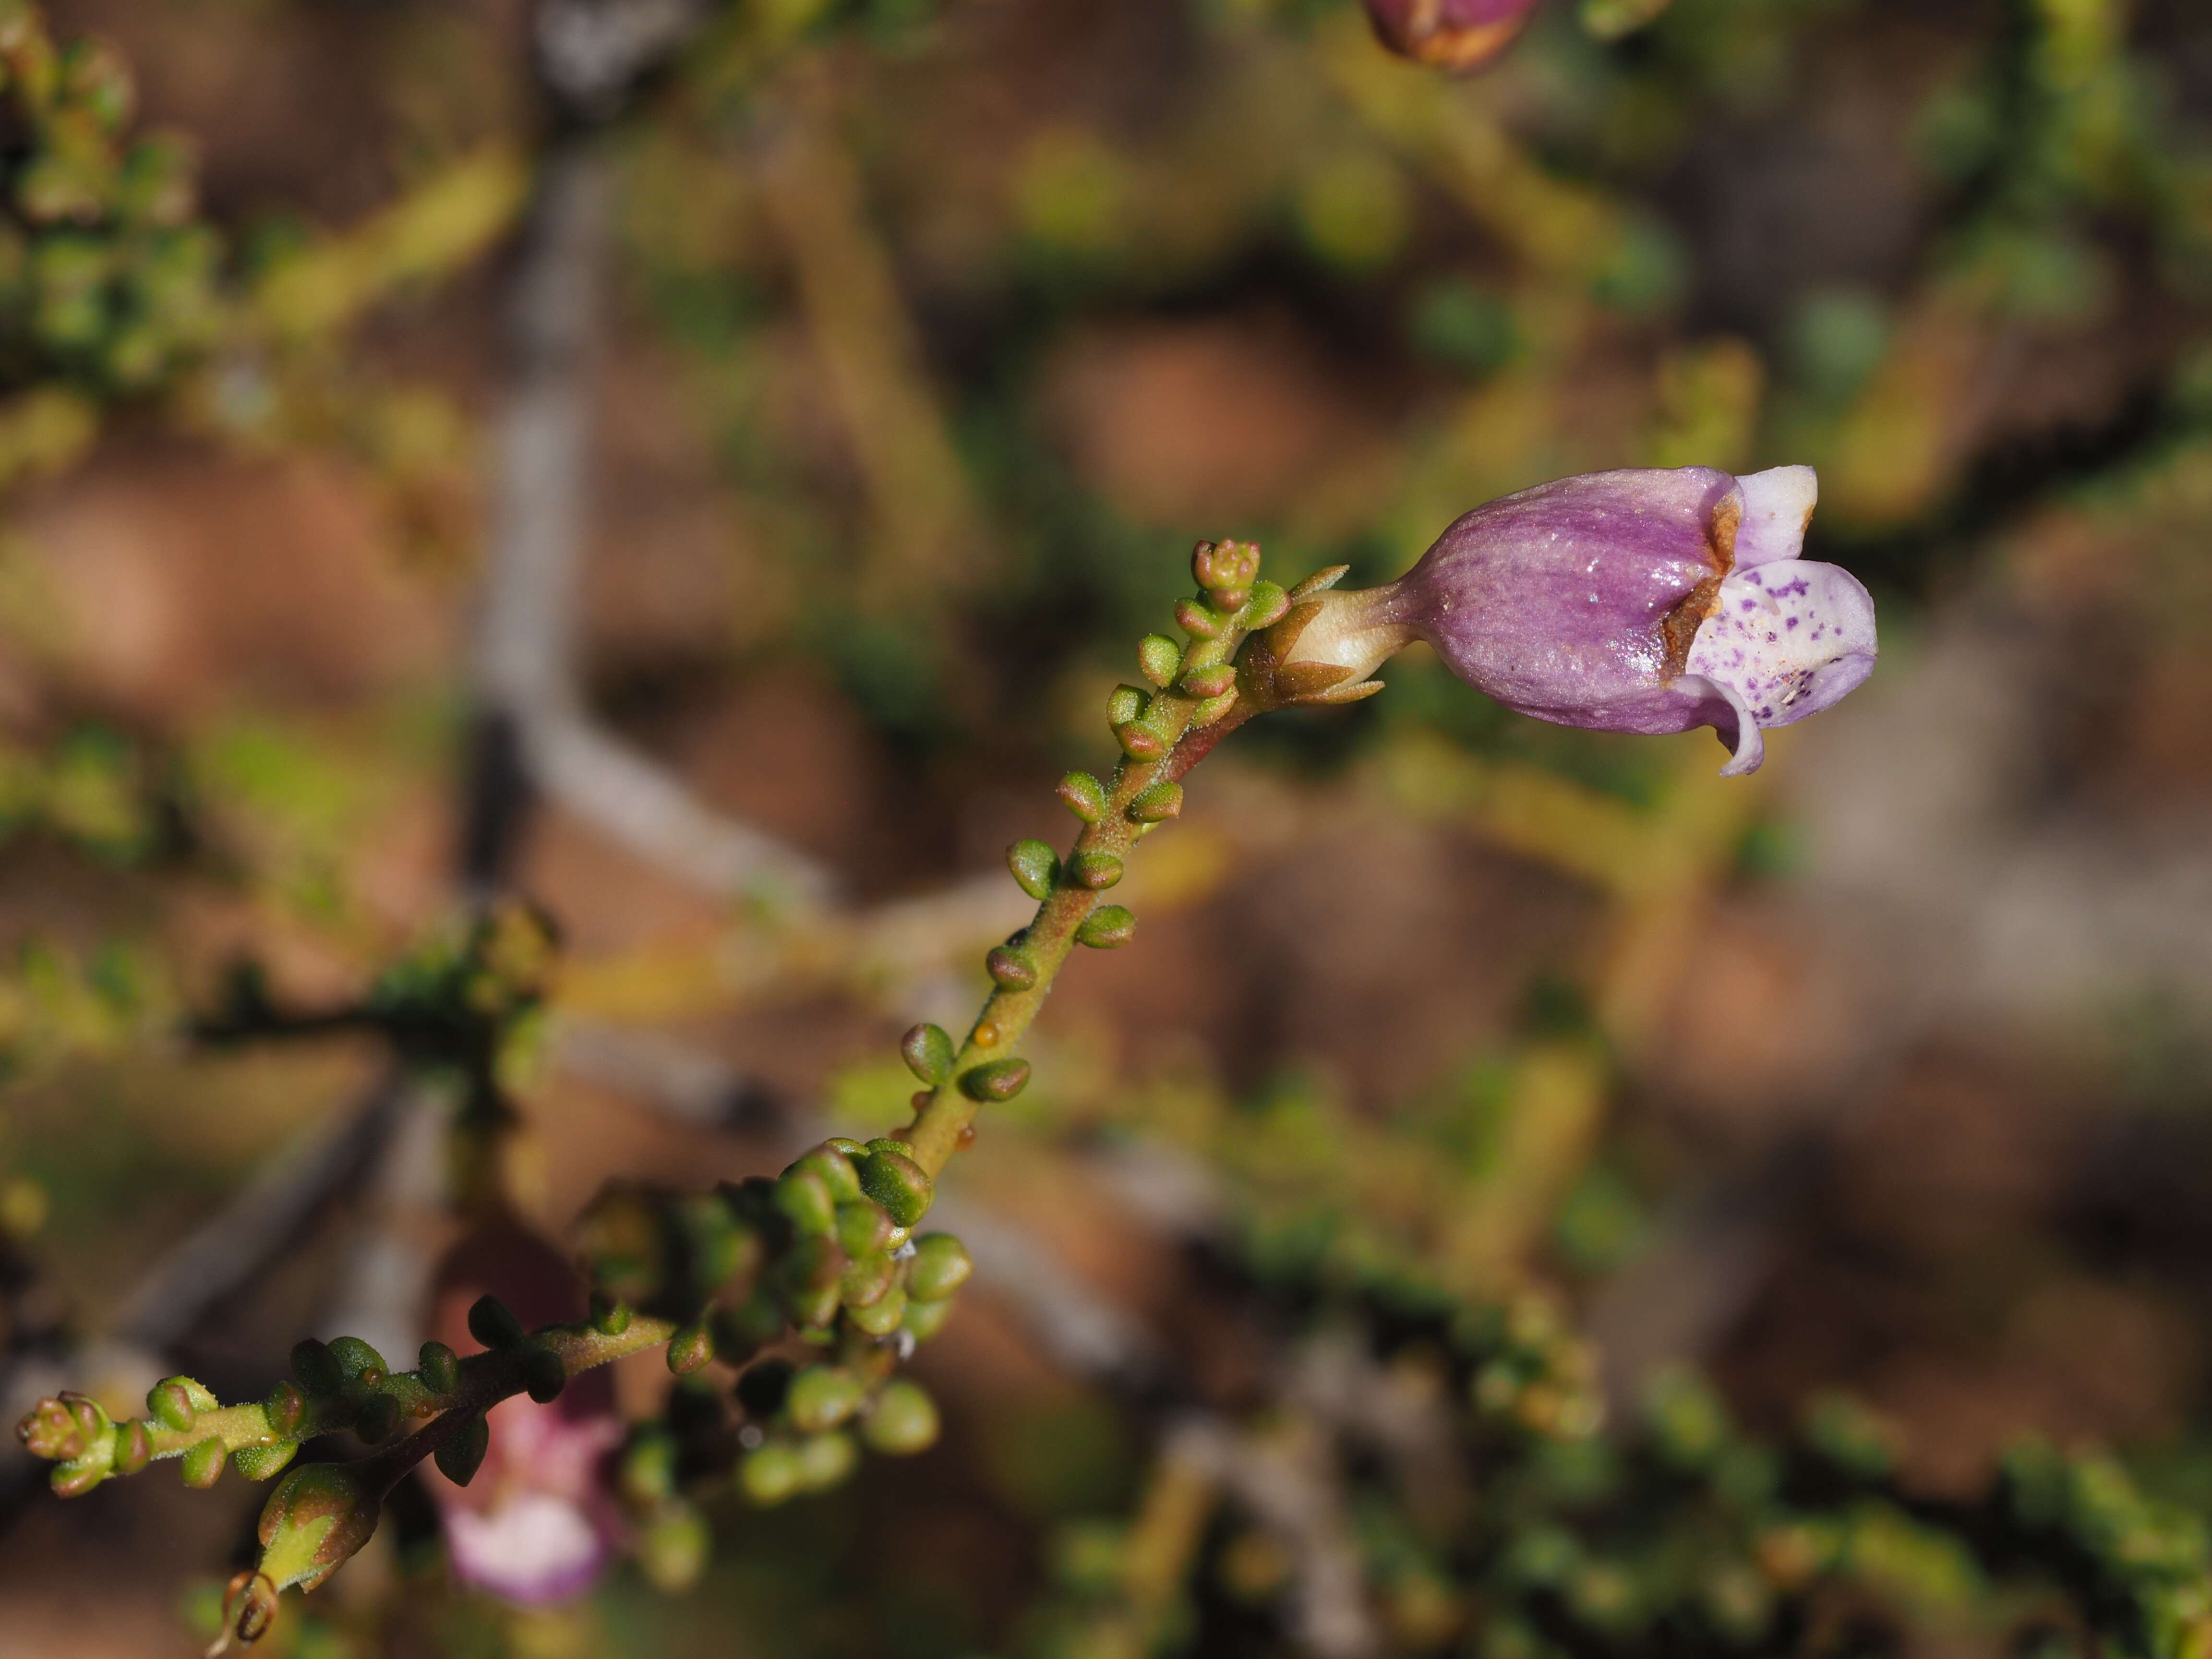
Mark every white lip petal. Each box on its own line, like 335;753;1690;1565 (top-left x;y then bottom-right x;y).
1680;673;1765;775
1683;558;1877;756
1732;465;1818;568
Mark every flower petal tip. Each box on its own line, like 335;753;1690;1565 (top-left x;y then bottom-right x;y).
1732;465;1818;569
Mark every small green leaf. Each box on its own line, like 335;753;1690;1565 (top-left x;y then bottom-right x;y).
960;1058;1032;1102
785;1367;866;1434
232;1441;299;1482
986;943;1038;989
864;1381;941;1455
417;1342;461;1396
1075;905;1136;949
466;1297;525;1351
667;1322;716;1376
180;1438;225;1489
1057;772;1106;822
435;1414;489;1487
1135;634;1182;688
1005;840;1058;901
858;1147;934;1228
908;1233;974;1301
900;1022;956;1085
1129;782;1182;822
1067;851;1123;890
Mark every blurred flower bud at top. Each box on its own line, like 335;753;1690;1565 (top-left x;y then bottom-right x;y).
1364;0;1541;72
424;1222;625;1607
1275;466;1874;774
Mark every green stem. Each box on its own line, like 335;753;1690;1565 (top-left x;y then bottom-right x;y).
353;1315;679;1496
35;1314;678;1494
903;602;1272;1179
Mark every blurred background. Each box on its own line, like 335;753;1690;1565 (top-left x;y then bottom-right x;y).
2;0;2212;1654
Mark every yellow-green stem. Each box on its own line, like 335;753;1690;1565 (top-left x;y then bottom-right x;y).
903;591;1272;1178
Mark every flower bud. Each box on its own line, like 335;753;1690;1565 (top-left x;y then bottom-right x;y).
256;1462;381;1593
1317;466;1873;776
1363;0;1540;72
17;1392;98;1460
220;1571;279;1648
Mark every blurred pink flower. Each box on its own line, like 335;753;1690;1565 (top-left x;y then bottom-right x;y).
1362;0;1541;71
423;1221;628;1607
433;1392;626;1605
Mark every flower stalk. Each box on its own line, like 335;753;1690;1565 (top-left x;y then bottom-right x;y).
900;540;1290;1178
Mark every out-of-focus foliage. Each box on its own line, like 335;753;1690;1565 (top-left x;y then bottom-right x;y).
5;0;2212;1656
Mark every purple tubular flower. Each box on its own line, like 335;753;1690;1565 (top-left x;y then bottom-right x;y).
1283;466;1875;775
1363;0;1541;72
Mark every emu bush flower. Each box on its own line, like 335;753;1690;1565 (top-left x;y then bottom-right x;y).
1363;0;1542;72
425;1223;625;1606
1270;466;1875;774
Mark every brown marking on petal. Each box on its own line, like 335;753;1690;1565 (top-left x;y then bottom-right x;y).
1660;575;1723;678
1705;489;1742;575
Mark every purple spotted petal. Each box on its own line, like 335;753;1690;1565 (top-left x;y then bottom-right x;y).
1731;465;1817;568
1683;559;1877;743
